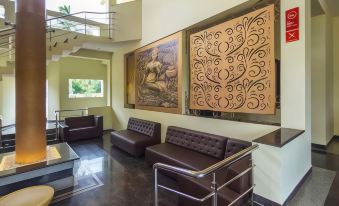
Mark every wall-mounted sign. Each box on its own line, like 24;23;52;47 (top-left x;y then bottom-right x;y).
286;7;299;43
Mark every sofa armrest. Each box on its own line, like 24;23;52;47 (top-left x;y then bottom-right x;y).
151;123;161;144
94;116;103;136
225;155;251;195
58;122;69;142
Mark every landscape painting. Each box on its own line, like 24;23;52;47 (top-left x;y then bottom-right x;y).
135;32;182;114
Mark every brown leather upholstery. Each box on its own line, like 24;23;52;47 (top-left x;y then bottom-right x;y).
59;115;103;142
144;126;252;206
165;126;227;159
145;143;219;171
178;156;251;206
64;115;94;129
111;118;161;156
225;138;251;158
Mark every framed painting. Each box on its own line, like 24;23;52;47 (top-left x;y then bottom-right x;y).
135;32;183;114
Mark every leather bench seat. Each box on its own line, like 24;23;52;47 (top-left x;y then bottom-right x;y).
146;143;220;171
178;176;240;206
111;118;161;156
145;126;252;206
177;156;251;206
68;126;98;140
112;130;161;157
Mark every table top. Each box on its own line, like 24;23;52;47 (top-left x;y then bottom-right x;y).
253;128;305;148
0;186;54;206
0;143;79;178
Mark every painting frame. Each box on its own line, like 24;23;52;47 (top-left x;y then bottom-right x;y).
124;51;136;108
135;31;183;114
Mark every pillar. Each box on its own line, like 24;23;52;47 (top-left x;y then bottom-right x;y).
15;0;46;164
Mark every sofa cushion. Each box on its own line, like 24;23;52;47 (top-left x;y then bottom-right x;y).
178;174;244;206
65;115;94;129
127;118;158;137
165;126;227;160
111;130;158;156
68;126;97;140
177;155;251;206
145;143;219;171
112;130;154;145
225;139;251;158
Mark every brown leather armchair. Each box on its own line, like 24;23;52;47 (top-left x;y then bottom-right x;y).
59;115;103;142
145;126;252;206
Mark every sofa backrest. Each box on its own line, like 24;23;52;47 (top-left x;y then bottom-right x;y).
165;126;228;160
224;138;251;158
127;118;160;137
65;115;94;129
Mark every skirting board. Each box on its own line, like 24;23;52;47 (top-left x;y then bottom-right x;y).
312;135;339;152
253;167;312;206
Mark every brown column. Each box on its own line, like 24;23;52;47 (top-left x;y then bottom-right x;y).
15;0;46;164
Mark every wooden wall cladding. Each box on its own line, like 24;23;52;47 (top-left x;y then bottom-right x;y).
126;53;136;105
189;5;276;114
135;32;182;114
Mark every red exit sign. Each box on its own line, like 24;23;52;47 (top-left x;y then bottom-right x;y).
285;7;299;43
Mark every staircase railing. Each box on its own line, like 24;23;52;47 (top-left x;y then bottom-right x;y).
0;11;115;58
153;144;258;206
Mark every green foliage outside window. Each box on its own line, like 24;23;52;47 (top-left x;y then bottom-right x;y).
69;79;104;98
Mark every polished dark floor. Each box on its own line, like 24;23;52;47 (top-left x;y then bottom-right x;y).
50;132;339;206
312;137;339;206
51;131;177;206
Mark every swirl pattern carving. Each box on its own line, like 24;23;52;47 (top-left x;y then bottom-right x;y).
189;5;276;114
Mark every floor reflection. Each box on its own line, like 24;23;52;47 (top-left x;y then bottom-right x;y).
51;131;177;206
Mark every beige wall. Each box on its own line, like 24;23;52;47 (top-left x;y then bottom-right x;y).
110;0;280;142
47;61;60;120
310;0;334;145
334;16;339;135
108;0;312;203
0;75;15;126
0;56;111;126
311;15;328;145
58;57;108;111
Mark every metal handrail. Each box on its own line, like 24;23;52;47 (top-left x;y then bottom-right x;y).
0;11;114;57
153;144;259;206
55;108;88;113
46;11;116;21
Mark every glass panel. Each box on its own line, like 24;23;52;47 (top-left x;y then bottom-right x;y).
69;79;104;98
0;5;5;19
47;0;109;23
116;0;135;4
47;15;101;36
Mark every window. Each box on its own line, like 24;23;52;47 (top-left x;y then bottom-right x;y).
69;79;104;98
0;5;5;19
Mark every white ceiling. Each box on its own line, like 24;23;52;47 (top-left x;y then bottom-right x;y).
327;0;339;16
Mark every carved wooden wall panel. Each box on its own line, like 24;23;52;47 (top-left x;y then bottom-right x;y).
190;5;276;114
135;32;182;114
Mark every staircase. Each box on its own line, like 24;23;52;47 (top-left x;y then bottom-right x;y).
0;10;115;80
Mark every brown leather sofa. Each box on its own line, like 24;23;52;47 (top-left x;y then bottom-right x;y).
110;118;161;156
145;126;251;206
59;115;103;142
